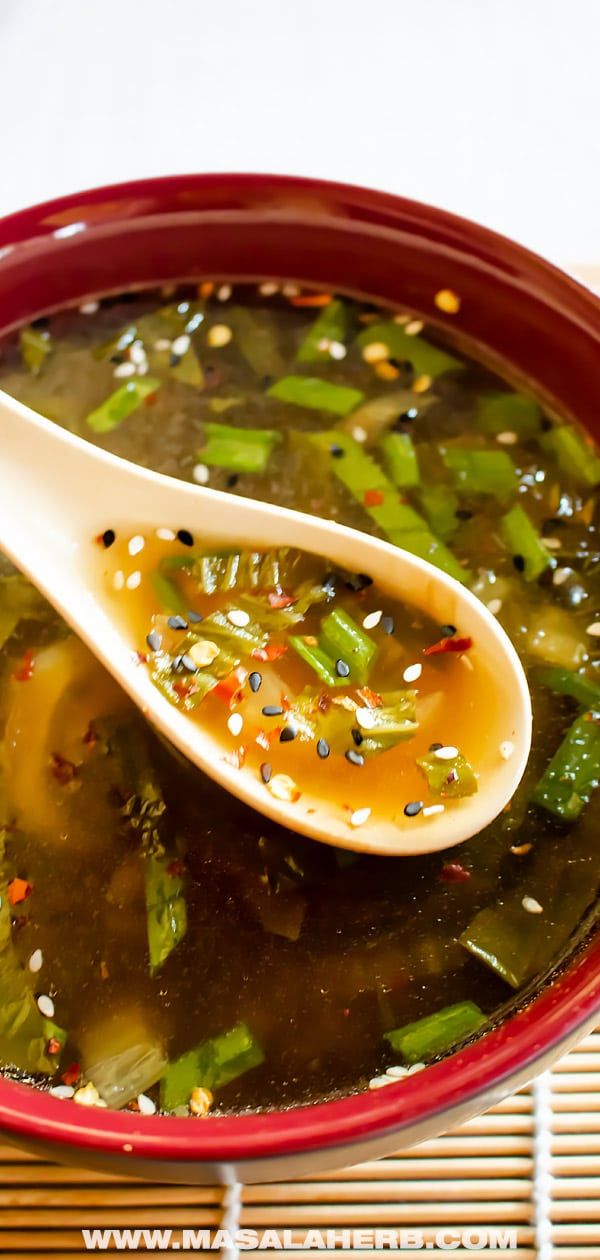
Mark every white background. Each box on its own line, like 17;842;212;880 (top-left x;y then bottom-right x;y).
1;0;599;268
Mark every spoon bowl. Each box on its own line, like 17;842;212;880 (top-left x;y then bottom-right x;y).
0;389;531;855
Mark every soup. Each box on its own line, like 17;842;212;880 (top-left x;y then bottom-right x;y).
0;282;598;1117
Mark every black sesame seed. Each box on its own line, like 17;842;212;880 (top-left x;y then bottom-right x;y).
249;671;262;693
101;529;116;549
109;353;124;365
316;738;330;759
345;748;365;767
455;508;473;521
260;762;272;784
404;800;423;817
351;727;363;746
172;655;184;672
429;741;443;751
280;725;297;743
512;554;526;573
330;444;345;459
146;630;162;652
177;529;194;547
31;316;50;329
262;705;284;717
226;473;239;488
169;352;182;367
168;615;188;631
187;610;203;624
440;623;457;637
335;659;351;678
181;654;199;673
345;573;373;591
262;374;273;389
381;615;395;635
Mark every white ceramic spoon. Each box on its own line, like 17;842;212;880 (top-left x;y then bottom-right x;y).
0;390;531;856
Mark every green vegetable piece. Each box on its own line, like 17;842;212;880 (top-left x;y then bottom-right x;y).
384;1000;486;1063
305;431;467;583
531;711;600;820
380;432;420;488
417;749;478;798
145;852;187;974
443;449;517;499
93;324;138;362
0;574;47;649
199;422;281;474
86;378;160;433
500;504;552;581
86;1041;167;1110
356;321;462;377
268;375;364;415
541;424;600;487
534;666;600;710
160;1023;264;1110
19;326;52;375
358;689;418;754
150;570;188;615
288;637;339;687
168;346;204;388
228;307;286;378
319;608;377;684
477;392;541;439
296;299;349;363
419;485;459;539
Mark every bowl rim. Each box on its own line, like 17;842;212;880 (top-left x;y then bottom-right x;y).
0;170;599;1167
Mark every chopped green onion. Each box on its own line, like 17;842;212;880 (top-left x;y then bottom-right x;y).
419;485;459;539
540;424;600;487
500;504;552;581
296;299;349;362
477;392;541;439
319;608;377;684
86;378;160;433
199;422;281;474
531;711;600;820
150;570;188;615
460;906;539;989
288;637;339;687
336;391;427;443
443;449;517;498
145;852;187;975
268;375;364;415
380;432;420;488
417;749;478;798
384;1000;486;1063
228;307;286;378
160;1023;264;1110
19;326;52;375
356;321;462;377
533;666;600;710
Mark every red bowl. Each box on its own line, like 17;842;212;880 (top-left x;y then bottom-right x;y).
0;173;599;1184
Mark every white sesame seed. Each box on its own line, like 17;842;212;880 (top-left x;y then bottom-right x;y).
350;806;371;827
407;1061;426;1074
522;895;543;915
553;567;571;587
362;609;383;630
79;300;99;314
217;284;232;301
385;1064;410;1079
268;773;300;802
487;598;503;616
126;571;141;590
355;708;377;730
433;745;459;761
352;425;368;443
393;312;411;324
496;431;518;445
130;341;146;365
113;570;125;591
28;949;43;973
50;1084;75;1099
586;622;600;637
128;535;145;557
207;323;232;348
259;282;278;297
460;654;475;672
192;463;210;485
227;609;250;627
113;361;136;378
37;994;55;1018
405;319;424;336
136;361;149;376
156;527;176;541
368;1074;395;1090
403;663;422;683
154;338;171;352
227;712;244;737
544;537;562;550
422;804;445;817
499;740;515;760
329;340;347;360
137;1093;157;1116
172;333;191;357
362;341;389;365
282;282;300;297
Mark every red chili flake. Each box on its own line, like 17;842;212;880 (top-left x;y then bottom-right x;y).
127;1099;141;1112
251;643;288;662
356;686;383;709
279;692;292;712
423;635;473;656
50;753;78;786
364;489;385;508
267;591;296;609
255;729;271;751
166;859;184;878
317;692;331;713
290;292;332;307
47;1037;62;1057
82;723;97;748
133;650;149;665
173;681;194;699
8;877;32;906
223;745;247;770
214;667;247;704
61;1063;80;1087
439;862;471;883
144;391;159;407
343;1008;350;1018
13;649;35;682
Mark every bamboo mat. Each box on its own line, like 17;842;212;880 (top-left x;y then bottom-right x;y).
0;1029;598;1257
